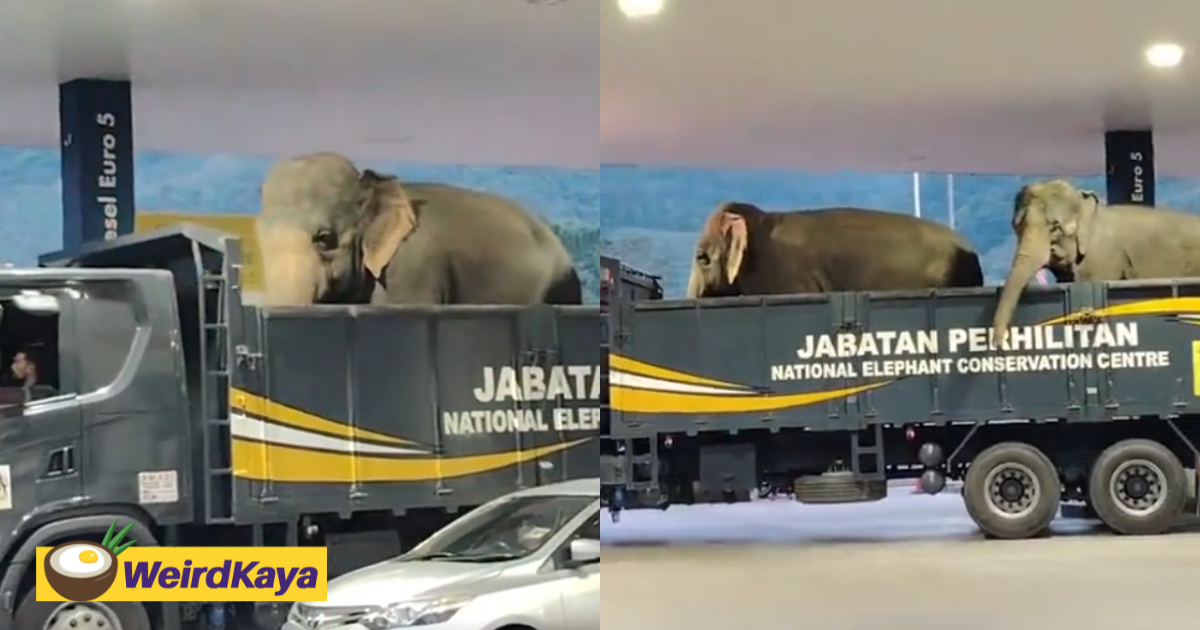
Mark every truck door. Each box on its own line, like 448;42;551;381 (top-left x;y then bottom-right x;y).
0;289;83;518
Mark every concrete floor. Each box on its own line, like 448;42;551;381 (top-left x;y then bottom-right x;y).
602;494;1200;630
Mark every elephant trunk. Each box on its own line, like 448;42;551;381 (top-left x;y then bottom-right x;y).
257;225;326;306
992;227;1051;345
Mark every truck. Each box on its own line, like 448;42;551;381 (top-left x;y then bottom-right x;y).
601;255;1200;540
0;225;601;630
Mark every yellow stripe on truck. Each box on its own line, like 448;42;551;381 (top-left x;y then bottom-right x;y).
610;380;892;414
230;437;591;483
231;388;417;446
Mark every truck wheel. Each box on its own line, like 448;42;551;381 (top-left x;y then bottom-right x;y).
15;589;151;630
963;442;1061;539
1185;468;1199;515
1088;439;1186;536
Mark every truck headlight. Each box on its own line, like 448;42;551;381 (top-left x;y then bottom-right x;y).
360;596;473;628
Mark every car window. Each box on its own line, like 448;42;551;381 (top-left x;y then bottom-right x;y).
575;515;600;541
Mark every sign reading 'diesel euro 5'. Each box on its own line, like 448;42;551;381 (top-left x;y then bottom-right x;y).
1104;129;1155;206
60;79;137;251
36;535;327;602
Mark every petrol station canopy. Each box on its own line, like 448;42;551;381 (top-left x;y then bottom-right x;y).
0;0;597;167
604;0;1200;175
2;1;1198;175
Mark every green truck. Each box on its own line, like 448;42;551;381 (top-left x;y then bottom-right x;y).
0;226;600;630
602;255;1200;540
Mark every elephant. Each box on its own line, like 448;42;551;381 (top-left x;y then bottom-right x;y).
257;152;582;306
686;202;984;298
992;179;1200;345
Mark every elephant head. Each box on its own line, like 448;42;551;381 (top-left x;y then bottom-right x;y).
257;152;417;306
686;203;753;298
992;180;1100;345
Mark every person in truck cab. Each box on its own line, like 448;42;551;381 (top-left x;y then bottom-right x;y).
12;348;55;401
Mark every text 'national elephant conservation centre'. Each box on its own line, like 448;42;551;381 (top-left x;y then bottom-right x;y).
770;322;1170;381
440;365;603;436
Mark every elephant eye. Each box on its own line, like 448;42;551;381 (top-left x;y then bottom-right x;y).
312;229;338;251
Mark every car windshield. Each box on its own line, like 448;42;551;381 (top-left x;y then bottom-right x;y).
401;494;593;562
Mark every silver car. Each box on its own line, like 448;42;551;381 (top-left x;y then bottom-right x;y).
284;478;600;630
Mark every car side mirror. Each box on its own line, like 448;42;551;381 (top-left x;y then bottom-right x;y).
14;292;58;315
567;538;600;566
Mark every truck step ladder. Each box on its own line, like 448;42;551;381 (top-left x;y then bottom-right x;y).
197;242;235;524
850;424;886;481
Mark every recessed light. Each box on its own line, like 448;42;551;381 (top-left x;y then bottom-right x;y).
617;0;664;19
1144;42;1184;68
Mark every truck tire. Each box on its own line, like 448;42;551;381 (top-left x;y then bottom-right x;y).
15;589;151;630
1183;468;1198;515
1087;439;1186;536
963;442;1061;539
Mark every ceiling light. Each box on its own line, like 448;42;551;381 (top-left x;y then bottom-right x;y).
618;0;664;19
1144;42;1184;68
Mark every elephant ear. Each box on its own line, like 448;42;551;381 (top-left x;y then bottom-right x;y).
721;212;749;284
1011;185;1038;230
358;170;418;278
1074;188;1101;257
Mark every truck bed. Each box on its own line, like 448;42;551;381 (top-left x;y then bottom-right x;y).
609;280;1200;436
41;225;602;522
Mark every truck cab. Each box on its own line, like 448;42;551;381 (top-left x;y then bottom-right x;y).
0;226;601;630
0;271;189;518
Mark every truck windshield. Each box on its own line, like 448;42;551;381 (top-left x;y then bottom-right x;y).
400;495;593;562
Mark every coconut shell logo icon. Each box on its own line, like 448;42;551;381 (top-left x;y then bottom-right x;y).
44;521;137;601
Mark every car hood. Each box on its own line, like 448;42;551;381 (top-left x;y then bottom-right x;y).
313;560;506;608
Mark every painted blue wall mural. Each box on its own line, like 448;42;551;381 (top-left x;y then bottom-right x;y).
0;147;600;300
600;167;1200;297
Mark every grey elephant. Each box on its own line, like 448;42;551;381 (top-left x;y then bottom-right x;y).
993;179;1200;345
257;152;581;306
687;202;983;298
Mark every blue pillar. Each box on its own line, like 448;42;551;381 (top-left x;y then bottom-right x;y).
59;79;135;251
1104;130;1155;206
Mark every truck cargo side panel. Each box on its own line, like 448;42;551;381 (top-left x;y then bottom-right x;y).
232;306;601;517
1093;282;1200;411
421;308;599;507
855;288;1088;424
234;311;358;514
546;308;603;478
612;294;850;433
610;281;1200;436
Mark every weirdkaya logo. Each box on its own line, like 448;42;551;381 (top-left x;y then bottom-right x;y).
36;533;327;602
42;521;137;601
